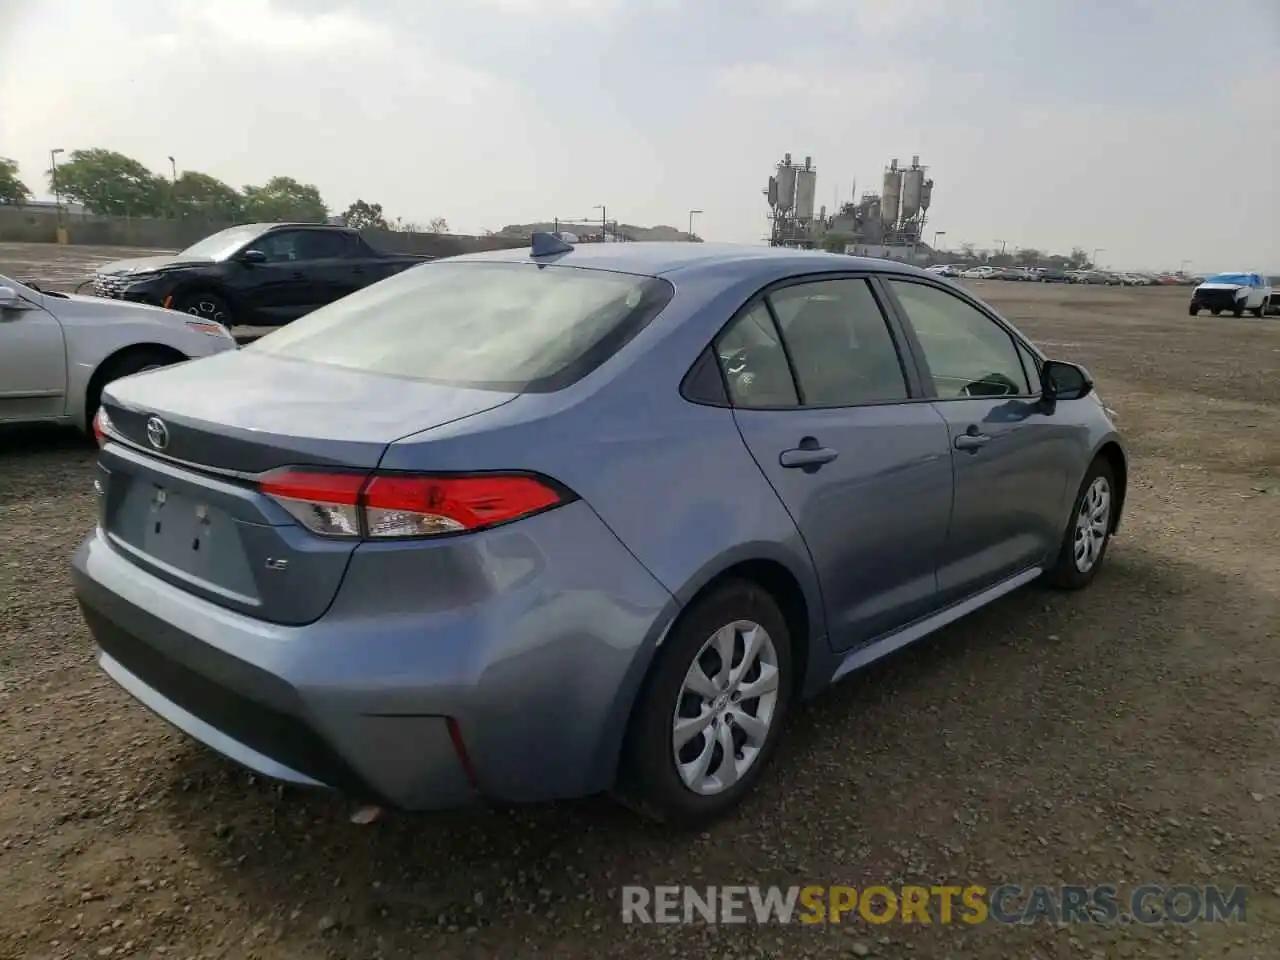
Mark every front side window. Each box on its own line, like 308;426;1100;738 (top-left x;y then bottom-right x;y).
255;231;309;262
249;261;672;392
886;279;1031;399
767;278;908;406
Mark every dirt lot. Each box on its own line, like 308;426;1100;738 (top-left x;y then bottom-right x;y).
2;247;1279;959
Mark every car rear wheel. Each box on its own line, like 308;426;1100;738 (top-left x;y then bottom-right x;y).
174;291;233;327
1252;298;1268;318
1211;308;1221;316
1044;458;1116;590
1189;304;1200;316
619;580;793;825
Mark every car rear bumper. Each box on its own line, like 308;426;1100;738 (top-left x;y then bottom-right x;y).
72;500;678;810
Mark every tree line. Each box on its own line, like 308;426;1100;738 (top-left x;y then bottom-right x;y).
0;152;447;234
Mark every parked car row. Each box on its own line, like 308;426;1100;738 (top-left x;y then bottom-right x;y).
64;235;1128;825
927;264;1201;287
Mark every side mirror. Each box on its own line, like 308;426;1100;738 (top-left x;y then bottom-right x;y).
1041;359;1093;402
0;285;35;312
238;248;268;264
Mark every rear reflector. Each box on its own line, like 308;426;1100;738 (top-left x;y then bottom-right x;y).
258;468;569;539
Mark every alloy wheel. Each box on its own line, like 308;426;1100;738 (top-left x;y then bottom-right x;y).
185;300;227;324
672;620;780;796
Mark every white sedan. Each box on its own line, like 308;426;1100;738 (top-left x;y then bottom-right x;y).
0;273;237;432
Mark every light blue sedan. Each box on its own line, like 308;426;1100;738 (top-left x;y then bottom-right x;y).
73;236;1126;825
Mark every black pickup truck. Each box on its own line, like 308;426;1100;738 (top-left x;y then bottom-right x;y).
91;222;432;327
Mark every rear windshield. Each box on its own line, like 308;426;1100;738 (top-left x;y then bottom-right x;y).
247;261;674;392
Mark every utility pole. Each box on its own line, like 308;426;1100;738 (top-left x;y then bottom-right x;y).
687;209;702;241
933;230;946;250
1092;247;1104;268
49;148;66;242
994;238;1008;257
593;204;607;242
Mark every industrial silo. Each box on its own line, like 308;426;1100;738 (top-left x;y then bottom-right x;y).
795;167;817;221
881;162;902;227
900;167;925;220
775;159;797;213
920;178;934;213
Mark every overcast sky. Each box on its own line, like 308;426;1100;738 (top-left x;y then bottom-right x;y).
2;0;1277;270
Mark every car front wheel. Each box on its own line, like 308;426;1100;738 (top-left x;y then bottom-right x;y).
1044;458;1116;590
619;580;793;825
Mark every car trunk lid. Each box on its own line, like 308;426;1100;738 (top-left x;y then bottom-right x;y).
96;351;517;625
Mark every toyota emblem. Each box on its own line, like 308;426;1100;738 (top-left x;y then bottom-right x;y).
145;416;170;450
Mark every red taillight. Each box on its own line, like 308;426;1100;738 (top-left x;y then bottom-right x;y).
258;469;567;539
92;407;109;448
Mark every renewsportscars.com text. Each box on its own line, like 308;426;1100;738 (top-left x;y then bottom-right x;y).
621;884;1248;925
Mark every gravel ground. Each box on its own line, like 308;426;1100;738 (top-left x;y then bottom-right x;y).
1;256;1279;958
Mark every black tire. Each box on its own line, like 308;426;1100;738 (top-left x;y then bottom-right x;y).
1211;308;1221;316
1232;303;1245;318
1188;305;1199;316
86;345;184;428
1043;457;1117;591
1252;299;1268;318
173;290;233;327
618;580;793;826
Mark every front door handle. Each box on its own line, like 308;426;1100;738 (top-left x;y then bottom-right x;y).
779;446;838;469
954;432;991;451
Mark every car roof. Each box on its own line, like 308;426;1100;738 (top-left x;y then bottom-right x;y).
441;241;936;283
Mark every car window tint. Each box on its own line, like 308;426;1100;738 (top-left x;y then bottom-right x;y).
255;231;307;262
249;261;673;392
887;279;1031;399
714;303;798;408
767;278;908;406
295;231;350;259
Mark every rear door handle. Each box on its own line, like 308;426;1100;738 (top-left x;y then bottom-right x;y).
954;433;991;451
779;446;839;469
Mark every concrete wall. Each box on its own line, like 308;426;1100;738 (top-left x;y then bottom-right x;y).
0;206;527;257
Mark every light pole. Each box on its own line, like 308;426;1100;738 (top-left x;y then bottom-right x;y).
1092;247;1104;268
1179;258;1191;275
994;238;1007;257
593;204;607;242
933;230;946;251
687;209;702;241
168;156;178;219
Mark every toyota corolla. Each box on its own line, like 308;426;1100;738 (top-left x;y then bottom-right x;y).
73;236;1126;825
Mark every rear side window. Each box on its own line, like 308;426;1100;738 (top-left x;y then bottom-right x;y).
248;262;674;392
715;303;798;408
766;278;908;405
